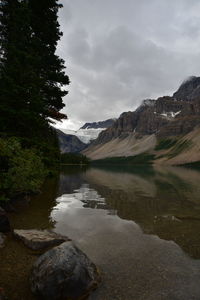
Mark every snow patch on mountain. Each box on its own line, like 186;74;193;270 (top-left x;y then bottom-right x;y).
161;111;181;118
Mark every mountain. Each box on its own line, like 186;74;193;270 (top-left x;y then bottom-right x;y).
83;76;200;165
59;118;116;145
56;129;87;153
61;128;106;144
56;119;116;153
80;119;116;129
173;76;200;101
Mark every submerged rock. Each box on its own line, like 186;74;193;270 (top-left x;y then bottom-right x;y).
30;241;100;300
0;208;10;233
13;229;70;250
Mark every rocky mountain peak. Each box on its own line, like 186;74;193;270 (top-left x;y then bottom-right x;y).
80;119;116;130
135;99;156;113
173;76;200;101
87;76;200;147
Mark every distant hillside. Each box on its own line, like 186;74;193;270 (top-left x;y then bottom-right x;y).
83;76;200;165
56;129;87;153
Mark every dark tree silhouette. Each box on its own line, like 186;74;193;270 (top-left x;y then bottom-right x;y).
0;0;69;137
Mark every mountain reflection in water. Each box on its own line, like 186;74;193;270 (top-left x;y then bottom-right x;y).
52;165;200;259
50;165;200;300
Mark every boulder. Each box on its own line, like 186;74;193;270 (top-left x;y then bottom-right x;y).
13;229;70;250
0;207;10;233
30;241;100;300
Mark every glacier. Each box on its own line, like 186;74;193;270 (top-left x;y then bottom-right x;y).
60;128;106;144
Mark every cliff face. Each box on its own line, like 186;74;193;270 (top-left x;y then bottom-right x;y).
93;96;200;144
83;76;200;162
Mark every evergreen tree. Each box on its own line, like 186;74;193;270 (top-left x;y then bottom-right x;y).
0;0;69;138
0;0;32;136
29;0;69;123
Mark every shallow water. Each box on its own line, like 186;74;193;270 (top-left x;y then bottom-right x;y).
1;165;200;299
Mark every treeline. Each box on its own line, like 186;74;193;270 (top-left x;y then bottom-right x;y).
0;0;69;201
61;153;90;165
92;153;155;165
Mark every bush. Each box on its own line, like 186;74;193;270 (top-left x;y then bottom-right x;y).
155;138;177;151
0;137;46;200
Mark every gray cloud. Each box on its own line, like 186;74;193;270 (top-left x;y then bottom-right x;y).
57;0;200;129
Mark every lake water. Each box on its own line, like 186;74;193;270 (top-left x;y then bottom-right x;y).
1;165;200;299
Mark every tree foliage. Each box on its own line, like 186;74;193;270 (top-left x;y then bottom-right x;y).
0;0;69;200
0;137;46;201
0;0;69;137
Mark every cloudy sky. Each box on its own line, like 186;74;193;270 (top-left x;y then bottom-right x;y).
56;0;200;130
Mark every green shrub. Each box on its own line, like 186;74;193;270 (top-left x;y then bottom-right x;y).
155;138;177;151
166;140;192;159
0;137;46;200
182;161;200;169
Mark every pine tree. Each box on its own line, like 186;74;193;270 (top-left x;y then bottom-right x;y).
28;0;69;123
0;0;32;136
0;0;69;138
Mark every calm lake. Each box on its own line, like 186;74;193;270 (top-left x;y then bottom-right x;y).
1;165;200;300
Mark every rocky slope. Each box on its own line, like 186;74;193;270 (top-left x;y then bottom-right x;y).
83;76;200;164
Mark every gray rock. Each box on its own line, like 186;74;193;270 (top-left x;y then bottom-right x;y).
30;241;100;300
0;207;10;233
13;229;70;250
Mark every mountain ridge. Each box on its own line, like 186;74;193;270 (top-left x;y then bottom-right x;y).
83;76;200;164
80;118;116;130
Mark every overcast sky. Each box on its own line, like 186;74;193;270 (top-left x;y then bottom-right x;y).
56;0;200;130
